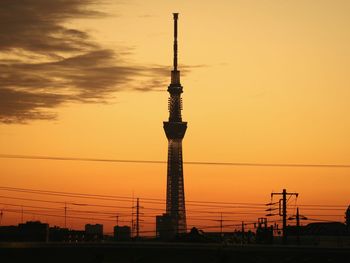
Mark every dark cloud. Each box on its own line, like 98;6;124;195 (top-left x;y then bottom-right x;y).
0;0;100;54
0;88;63;123
0;0;171;124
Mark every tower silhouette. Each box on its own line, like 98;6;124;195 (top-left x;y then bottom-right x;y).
163;13;187;234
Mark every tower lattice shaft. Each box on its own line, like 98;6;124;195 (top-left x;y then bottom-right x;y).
163;13;187;234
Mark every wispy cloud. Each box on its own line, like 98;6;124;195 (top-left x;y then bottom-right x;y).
0;0;172;124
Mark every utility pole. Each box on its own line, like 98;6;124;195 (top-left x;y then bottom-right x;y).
220;213;223;238
296;207;300;227
288;207;307;245
0;209;3;226
131;193;134;238
282;189;287;242
241;221;245;245
136;198;140;239
271;189;298;244
296;207;300;245
132;197;143;239
21;206;24;223
213;213;224;240
64;202;67;228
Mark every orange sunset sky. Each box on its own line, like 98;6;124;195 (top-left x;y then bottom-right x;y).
1;0;350;234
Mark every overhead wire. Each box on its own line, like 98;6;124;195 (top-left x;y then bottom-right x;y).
2;153;350;168
0;186;267;207
0;186;346;236
1;186;347;209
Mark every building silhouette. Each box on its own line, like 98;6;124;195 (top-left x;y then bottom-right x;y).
114;225;131;241
346;205;350;229
162;13;187;235
0;221;48;242
85;224;103;241
156;213;176;240
19;221;49;242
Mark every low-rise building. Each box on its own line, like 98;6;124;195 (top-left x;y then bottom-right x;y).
85;224;103;241
114;225;131;241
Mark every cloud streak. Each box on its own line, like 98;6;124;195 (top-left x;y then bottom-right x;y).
0;0;172;123
0;0;99;54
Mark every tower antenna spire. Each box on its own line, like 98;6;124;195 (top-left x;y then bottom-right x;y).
173;13;178;71
171;13;180;85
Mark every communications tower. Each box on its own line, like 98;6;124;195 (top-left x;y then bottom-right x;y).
163;13;187;234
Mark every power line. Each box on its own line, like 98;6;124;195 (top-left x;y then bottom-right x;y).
306;218;343;223
0;186;346;235
1;203;344;236
0;195;269;217
2;186;348;208
0;186;271;209
0;195;134;210
3;209;119;223
1;153;350;168
0;202;133;217
0;187;347;212
0;202;343;225
0;198;284;228
0;187;164;205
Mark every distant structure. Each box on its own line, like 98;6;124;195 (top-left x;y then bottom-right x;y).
156;213;175;240
0;221;48;242
114;225;131;241
162;13;187;235
85;224;103;241
255;218;273;244
346;206;350;229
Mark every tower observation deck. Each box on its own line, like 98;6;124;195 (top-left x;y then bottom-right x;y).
163;13;187;234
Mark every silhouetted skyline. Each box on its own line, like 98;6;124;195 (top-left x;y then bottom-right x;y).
1;0;350;245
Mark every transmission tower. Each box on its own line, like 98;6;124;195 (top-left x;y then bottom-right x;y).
163;13;187;234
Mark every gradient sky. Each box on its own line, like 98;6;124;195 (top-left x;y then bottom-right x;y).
1;0;350;233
